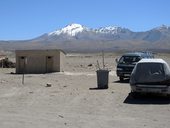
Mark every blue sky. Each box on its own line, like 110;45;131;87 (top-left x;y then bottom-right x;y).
0;0;170;40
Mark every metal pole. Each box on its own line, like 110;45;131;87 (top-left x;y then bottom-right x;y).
102;51;105;69
22;58;25;85
2;59;3;68
22;72;24;84
97;60;100;70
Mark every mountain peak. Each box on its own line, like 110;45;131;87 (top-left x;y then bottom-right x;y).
48;23;88;36
96;26;130;34
160;24;169;29
154;24;170;31
65;23;83;28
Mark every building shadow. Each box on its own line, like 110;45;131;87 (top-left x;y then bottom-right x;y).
4;72;16;75
124;93;170;105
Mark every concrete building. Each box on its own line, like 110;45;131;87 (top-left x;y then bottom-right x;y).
15;49;65;74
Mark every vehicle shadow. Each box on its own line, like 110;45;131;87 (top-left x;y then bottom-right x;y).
89;87;108;90
113;79;130;84
124;93;170;104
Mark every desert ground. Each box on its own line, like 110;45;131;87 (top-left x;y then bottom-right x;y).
0;52;170;128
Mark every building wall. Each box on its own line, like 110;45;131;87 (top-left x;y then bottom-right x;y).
27;55;46;73
59;52;65;72
52;52;60;72
16;50;65;74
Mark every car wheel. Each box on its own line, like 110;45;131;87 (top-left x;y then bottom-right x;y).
119;77;124;81
166;94;170;99
130;92;139;99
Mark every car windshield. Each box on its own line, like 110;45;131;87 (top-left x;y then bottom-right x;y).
119;56;141;64
135;63;165;83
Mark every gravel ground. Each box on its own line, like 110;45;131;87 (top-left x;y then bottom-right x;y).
0;53;170;128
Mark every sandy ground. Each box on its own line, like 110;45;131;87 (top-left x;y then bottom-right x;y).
0;53;170;128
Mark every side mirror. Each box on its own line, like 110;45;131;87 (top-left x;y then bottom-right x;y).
115;58;119;63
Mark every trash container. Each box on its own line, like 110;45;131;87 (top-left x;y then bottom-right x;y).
96;69;109;89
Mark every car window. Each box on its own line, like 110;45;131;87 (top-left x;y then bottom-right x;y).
138;63;164;75
135;63;165;82
119;56;141;64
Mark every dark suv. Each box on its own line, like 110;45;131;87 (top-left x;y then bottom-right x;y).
116;52;154;81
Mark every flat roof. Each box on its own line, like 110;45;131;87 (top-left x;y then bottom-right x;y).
15;49;66;54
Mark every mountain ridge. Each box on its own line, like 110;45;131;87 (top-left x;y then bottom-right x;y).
0;23;170;52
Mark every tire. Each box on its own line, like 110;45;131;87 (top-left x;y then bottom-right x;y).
130;92;139;99
166;94;170;99
119;77;124;81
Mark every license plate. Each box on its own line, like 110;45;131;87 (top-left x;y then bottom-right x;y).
124;74;130;77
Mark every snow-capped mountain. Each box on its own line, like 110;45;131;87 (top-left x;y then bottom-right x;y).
48;23;130;36
153;24;170;31
48;23;90;36
46;24;170;38
96;26;131;34
43;23;132;41
131;24;170;42
1;24;170;52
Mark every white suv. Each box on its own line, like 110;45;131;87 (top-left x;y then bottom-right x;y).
130;59;170;96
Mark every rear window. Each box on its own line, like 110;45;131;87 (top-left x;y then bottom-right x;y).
135;63;165;82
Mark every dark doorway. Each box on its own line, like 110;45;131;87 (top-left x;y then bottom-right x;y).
19;56;27;73
46;56;53;73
